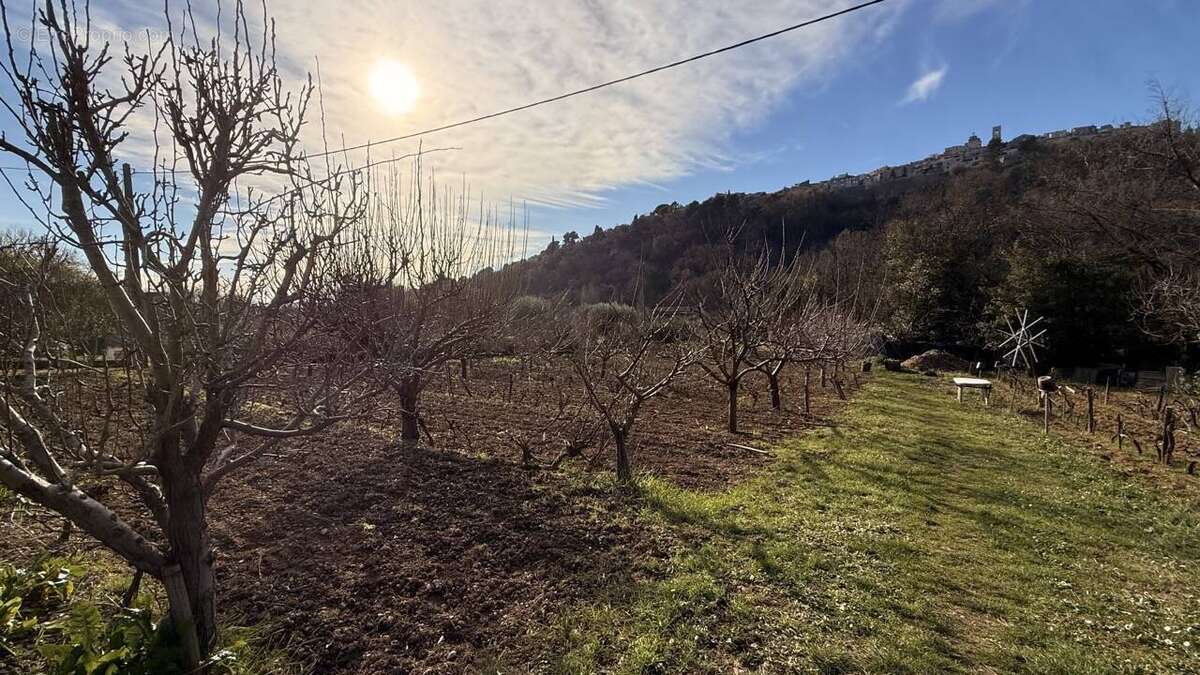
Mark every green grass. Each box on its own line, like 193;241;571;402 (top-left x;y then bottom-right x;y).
543;372;1200;674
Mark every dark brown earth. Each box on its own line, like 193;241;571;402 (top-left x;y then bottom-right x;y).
1;360;860;674
208;361;857;673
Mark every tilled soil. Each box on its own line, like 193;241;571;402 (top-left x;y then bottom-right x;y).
2;361;860;673
212;430;649;673
209;362;858;672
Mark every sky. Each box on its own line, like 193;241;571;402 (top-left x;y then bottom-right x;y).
0;0;1197;253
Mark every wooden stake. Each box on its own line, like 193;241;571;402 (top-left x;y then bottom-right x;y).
1161;407;1175;465
1043;394;1051;435
1103;376;1111;404
727;442;772;456
1086;387;1095;434
833;377;847;401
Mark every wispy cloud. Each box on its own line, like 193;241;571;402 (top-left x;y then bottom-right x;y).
900;66;948;105
35;0;902;214
935;0;1023;23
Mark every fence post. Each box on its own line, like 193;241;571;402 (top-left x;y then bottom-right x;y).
1086;387;1095;434
1161;407;1175;465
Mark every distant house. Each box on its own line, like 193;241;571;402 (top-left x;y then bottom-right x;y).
807;119;1151;193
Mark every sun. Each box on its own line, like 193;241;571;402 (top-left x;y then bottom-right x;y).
368;60;420;116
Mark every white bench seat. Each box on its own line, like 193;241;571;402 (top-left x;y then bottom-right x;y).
952;377;992;405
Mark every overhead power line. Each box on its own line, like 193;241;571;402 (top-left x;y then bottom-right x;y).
0;0;890;173
308;0;891;159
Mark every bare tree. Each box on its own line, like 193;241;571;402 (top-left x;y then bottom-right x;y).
0;1;369;665
328;163;522;442
695;247;806;432
1025;88;1200;346
491;295;604;469
755;301;848;410
569;299;695;482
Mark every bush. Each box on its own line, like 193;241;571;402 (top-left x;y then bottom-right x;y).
1;560;250;674
509;295;555;322
576;302;640;338
1;559;76;656
650;315;693;343
38;604;188;675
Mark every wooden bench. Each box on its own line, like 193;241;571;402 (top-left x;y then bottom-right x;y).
953;377;992;406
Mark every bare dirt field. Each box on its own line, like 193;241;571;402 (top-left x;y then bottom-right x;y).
2;360;860;673
209;362;857;672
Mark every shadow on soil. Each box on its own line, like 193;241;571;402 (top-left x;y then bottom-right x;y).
211;428;647;674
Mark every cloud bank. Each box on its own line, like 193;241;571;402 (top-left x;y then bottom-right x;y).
75;0;899;215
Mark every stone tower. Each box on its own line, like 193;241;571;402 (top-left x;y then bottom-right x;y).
992;125;1002;143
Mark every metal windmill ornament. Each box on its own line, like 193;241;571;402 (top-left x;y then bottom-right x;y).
998;309;1047;370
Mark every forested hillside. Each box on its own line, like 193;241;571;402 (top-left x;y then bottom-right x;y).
512;115;1200;369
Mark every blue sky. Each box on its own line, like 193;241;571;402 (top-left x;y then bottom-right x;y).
0;0;1197;249
539;0;1200;238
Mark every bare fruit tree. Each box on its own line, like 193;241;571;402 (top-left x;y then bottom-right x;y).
570;299;696;482
328;163;522;442
695;248;806;432
755;289;852;410
0;1;369;666
495;295;604;469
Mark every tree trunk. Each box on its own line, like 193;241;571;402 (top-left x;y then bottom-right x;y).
803;368;811;415
158;457;216;662
612;425;632;483
767;372;781;410
727;380;739;433
397;378;420;442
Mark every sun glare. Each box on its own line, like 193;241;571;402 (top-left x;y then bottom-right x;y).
368;60;420;116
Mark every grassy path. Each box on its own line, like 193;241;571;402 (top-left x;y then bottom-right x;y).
540;373;1199;674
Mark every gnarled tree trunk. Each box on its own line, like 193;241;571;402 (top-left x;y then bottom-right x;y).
612;424;632;483
397;378;421;442
727;380;739;433
767;371;782;410
158;443;216;656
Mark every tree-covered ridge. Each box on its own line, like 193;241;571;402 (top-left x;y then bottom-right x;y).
515;117;1199;368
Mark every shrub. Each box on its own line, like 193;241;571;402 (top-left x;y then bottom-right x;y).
649;315;693;344
38;604;188;675
576;302;640;338
509;295;555;322
1;560;77;656
1;560;250;674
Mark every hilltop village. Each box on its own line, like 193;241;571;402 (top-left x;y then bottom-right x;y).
802;121;1147;191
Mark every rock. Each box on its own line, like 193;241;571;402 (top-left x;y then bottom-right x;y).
901;349;970;373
